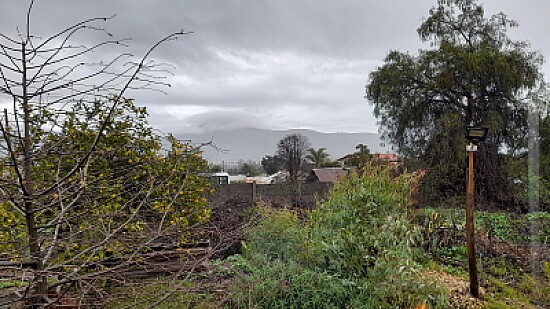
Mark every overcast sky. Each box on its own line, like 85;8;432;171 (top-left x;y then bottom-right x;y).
1;0;549;134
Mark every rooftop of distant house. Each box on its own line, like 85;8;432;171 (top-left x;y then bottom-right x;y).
308;167;351;183
371;153;400;163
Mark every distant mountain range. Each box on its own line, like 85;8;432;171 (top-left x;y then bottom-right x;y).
174;128;391;163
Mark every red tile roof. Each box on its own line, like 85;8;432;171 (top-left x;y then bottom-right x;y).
372;153;400;162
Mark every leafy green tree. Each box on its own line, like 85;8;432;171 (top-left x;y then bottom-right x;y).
320;160;342;168
366;0;545;206
0;98;211;303
341;144;371;167
539;115;550;207
240;161;264;176
261;155;283;175
277;134;310;182
355;143;369;154
209;164;222;172
305;147;330;168
0;3;192;306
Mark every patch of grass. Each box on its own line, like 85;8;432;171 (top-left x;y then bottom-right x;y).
481;258;523;279
484;277;533;308
417;208;550;244
208;254;254;278
0;280;28;289
106;279;217;309
443;264;467;277
228;258;353;309
485;299;517;309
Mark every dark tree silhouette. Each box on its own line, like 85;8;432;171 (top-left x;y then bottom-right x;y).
277;134;310;181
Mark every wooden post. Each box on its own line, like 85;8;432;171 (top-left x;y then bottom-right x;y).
466;146;479;298
252;180;257;204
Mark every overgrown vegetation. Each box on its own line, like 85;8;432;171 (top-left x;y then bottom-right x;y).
418;208;550;244
0;2;203;306
189;168;549;308
2;0;549;307
416;207;550;307
222;167;449;308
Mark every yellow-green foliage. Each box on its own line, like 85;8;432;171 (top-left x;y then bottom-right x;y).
243;205;305;262
0;203;26;256
0;98;211;262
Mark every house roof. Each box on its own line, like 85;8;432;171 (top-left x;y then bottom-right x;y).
310;168;349;183
372;153;400;162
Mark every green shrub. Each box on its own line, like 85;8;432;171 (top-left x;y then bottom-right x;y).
228;167;449;308
306;168;417;278
476;212;518;241
437;246;467;263
417;207;550;244
242;205;305;262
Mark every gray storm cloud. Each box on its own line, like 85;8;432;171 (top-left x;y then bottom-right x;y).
1;0;549;134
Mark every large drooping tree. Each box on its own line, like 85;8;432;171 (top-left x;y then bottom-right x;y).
0;1;207;307
366;0;546;208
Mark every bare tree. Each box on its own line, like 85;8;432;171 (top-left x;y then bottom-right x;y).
277;134;310;182
0;1;213;307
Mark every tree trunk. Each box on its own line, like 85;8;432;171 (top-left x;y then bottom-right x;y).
22;42;48;308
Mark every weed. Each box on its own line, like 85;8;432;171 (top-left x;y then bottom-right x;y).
106;280;216;309
228;259;352;309
485;299;516;309
545;261;550;287
0;280;28;289
242;205;305;262
485;277;531;307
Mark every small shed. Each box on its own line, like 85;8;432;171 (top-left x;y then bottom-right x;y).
307;168;350;184
210;172;230;185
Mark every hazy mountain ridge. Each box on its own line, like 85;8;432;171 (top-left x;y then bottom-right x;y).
174;128;389;163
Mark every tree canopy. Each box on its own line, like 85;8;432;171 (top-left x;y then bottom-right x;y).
277;134;310;181
341;144;372;167
368;0;542;156
261;155;283;175
305;147;330;168
366;0;546;207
